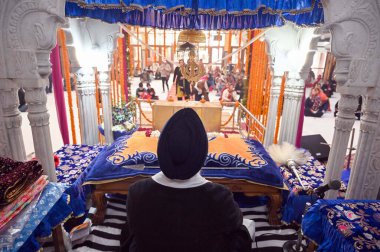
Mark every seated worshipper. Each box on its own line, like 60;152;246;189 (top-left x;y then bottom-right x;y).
321;81;333;97
226;73;236;86
135;83;147;99
194;77;210;101
146;83;158;100
215;77;225;96
222;84;239;102
304;87;329;117
121;108;252;252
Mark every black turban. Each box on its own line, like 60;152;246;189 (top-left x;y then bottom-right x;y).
157;108;208;180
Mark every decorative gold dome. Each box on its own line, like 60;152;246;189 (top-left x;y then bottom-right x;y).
178;30;206;44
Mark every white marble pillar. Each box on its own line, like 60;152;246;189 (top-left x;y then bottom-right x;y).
322;0;380;199
263;72;283;147
24;80;57;182
0;79;26;161
0;0;65;182
346;93;380;199
0;101;11;158
76;68;99;145
99;71;114;143
279;72;305;145
324;93;358;198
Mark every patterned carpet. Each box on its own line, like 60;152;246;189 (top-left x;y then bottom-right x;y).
70;195;299;252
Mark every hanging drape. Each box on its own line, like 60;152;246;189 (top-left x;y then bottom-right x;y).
65;0;324;29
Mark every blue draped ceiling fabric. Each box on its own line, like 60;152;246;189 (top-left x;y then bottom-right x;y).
65;0;324;30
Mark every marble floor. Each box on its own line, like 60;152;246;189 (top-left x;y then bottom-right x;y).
20;78;361;157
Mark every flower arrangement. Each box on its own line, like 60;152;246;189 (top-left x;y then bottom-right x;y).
99;102;137;140
112;102;136;126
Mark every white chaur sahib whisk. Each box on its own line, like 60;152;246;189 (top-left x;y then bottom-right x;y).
267;142;308;190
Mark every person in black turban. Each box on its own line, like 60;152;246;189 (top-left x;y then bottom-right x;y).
157;108;208;180
121;108;252;252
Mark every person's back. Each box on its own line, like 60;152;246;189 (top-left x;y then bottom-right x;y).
126;178;246;252
121;108;251;252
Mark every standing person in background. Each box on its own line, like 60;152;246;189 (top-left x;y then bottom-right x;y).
173;59;190;100
215;77;225;97
18;88;28;112
306;68;315;86
46;74;53;93
159;59;172;93
207;66;215;91
235;77;244;102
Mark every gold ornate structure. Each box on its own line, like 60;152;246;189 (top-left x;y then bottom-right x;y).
178;30;206;44
180;50;205;85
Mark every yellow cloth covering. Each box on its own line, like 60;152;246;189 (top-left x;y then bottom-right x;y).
110;133;263;166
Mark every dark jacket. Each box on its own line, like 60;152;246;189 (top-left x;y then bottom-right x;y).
121;178;251;252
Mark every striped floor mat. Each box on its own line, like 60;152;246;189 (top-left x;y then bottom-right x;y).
68;195;300;252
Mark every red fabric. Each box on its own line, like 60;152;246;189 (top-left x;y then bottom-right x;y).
54;155;60;167
0;157;43;205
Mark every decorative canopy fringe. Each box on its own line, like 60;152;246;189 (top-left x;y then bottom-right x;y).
65;0;324;29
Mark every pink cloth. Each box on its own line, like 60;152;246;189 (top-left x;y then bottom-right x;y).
50;44;70;144
122;31;129;102
296;86;306;147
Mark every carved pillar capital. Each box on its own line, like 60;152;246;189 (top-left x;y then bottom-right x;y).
99;70;111;94
0;0;65;177
76;68;96;95
0;0;66;79
322;0;380;90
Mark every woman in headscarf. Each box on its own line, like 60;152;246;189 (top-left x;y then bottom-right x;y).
121;108;251;252
304;87;329;117
173;59;191;100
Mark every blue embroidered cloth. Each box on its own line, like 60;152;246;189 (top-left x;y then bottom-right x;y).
84;134;284;188
55;144;105;185
280;155;347;224
302;199;380;252
65;0;324;29
55;144;105;218
1;183;73;252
